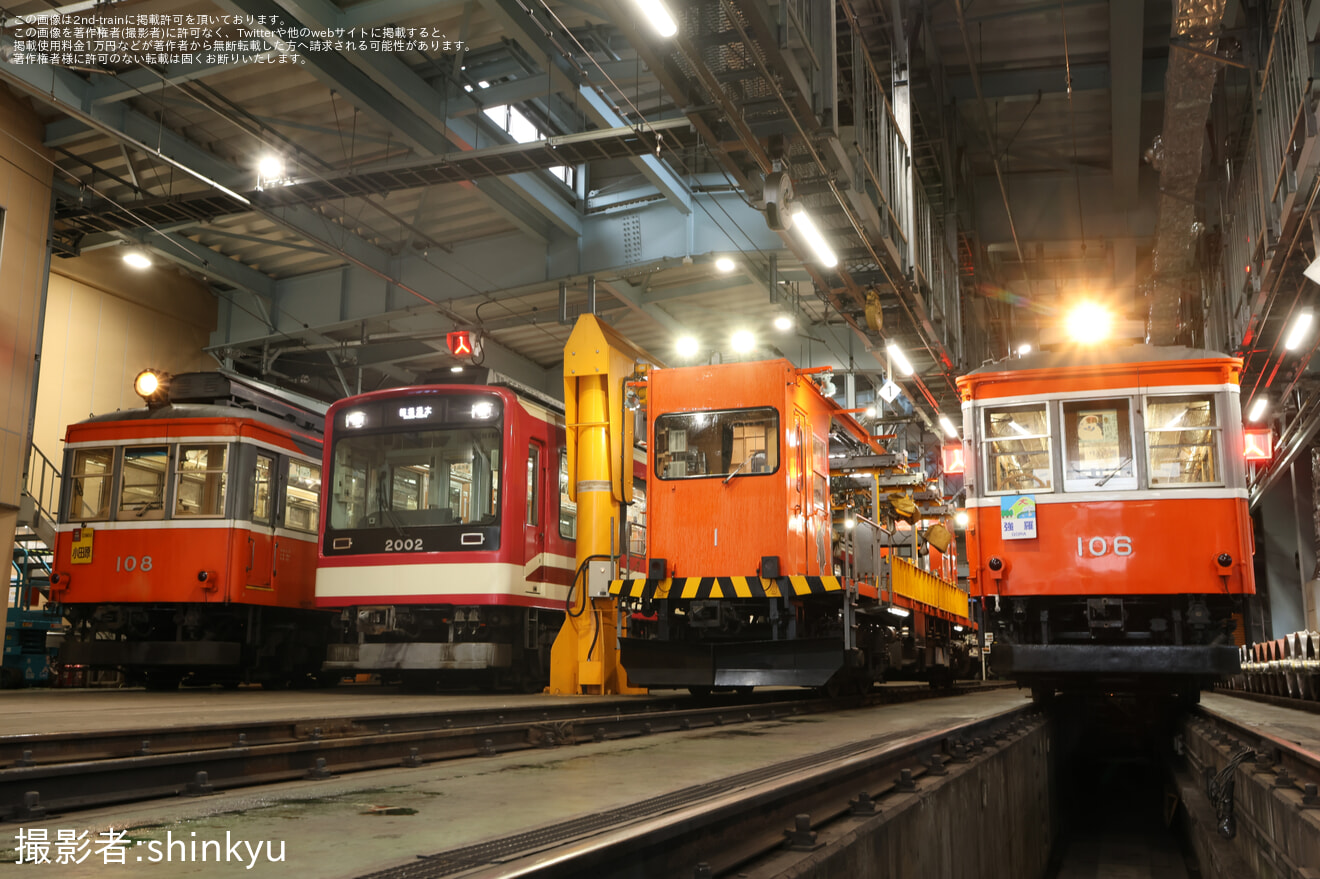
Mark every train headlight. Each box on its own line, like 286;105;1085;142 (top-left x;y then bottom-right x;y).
471;401;495;419
1064;302;1113;345
133;369;170;403
988;556;1004;571
344;410;367;429
1217;553;1233;568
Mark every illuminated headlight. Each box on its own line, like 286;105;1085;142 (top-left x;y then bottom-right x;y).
887;606;911;618
133;369;168;401
471;401;495;419
954;624;965;632
344;410;367;429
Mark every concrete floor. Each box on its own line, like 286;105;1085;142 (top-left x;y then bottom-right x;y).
1;689;1029;877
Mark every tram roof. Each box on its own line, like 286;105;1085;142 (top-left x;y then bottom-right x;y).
965;344;1234;376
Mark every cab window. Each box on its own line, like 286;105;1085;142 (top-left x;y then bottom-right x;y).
68;447;114;521
284;460;321;532
119;446;168;519
1144;395;1221;485
654;407;779;480
1062;398;1136;492
982;404;1053;493
251;454;273;524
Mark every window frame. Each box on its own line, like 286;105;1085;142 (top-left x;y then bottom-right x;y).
980;402;1055;496
1141;392;1225;488
173;443;230;519
1060;396;1139;493
653;406;781;481
118;444;170;520
283;458;322;533
67;446;116;523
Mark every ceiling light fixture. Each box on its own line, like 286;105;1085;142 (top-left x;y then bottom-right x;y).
939;415;959;438
773;314;794;331
790;208;838;268
887;342;915;376
1247;396;1269;422
715;256;735;273
122;250;151;269
631;0;678;37
1284;309;1314;351
676;336;699;358
731;330;755;354
258;155;283;179
1017;343;1032;356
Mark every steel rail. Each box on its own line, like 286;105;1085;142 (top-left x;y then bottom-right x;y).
1192;703;1320;786
0;682;1007;821
1212;685;1320;715
354;703;1043;879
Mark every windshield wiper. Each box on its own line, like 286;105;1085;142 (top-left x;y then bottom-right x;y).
723;458;750;484
1095;457;1132;487
375;480;409;537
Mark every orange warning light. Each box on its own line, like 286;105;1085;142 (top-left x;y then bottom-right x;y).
447;331;475;358
942;443;966;474
1243;428;1273;461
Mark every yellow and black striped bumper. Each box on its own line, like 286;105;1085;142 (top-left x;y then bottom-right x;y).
608;575;842;600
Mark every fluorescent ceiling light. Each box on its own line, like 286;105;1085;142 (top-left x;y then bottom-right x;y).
887;342;914;376
1285;309;1314;351
939;415;959;438
1247;397;1269;422
790;208;838;268
631;0;678;36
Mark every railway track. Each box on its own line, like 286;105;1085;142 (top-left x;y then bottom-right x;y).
0;681;1008;821
353;701;1043;878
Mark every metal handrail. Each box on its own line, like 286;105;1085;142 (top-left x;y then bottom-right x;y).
24;443;61;527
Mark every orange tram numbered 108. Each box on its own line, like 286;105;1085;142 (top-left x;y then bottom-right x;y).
609;358;976;695
958;346;1256;698
50;371;332;689
315;373;646;691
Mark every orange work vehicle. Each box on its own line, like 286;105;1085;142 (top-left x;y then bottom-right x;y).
50;371;332;689
958;346;1255;697
610;358;974;693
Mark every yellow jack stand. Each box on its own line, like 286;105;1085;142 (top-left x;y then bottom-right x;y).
547;314;654;696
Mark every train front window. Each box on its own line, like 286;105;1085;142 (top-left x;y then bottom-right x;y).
1145;395;1221;486
119;446;168;519
654;407;779;480
175;444;228;517
69;447;114;521
983;404;1053;493
329;426;502;529
1062;398;1136;492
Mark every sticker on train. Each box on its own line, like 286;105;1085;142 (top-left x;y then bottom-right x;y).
70;527;94;564
1000;495;1037;540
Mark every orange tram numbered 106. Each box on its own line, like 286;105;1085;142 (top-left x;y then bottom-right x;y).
50;371;332;689
315;373;646;691
958;346;1256;698
609;359;976;694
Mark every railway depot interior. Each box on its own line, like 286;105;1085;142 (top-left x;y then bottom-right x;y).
2;0;1320;875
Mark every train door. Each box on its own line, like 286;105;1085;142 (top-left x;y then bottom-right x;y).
274;458;320;606
245;451;276;594
792;409;808;573
809;434;829;576
523;440;545;594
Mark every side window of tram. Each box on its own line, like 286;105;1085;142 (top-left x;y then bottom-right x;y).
285;461;321;533
982;405;1053;493
559;447;576;540
1062;399;1136;491
69;447;115;521
119;446;168;519
251;454;273;524
175;445;228;517
1144;395;1221;485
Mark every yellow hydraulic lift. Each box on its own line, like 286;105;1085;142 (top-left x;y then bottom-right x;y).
548;314;656;695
